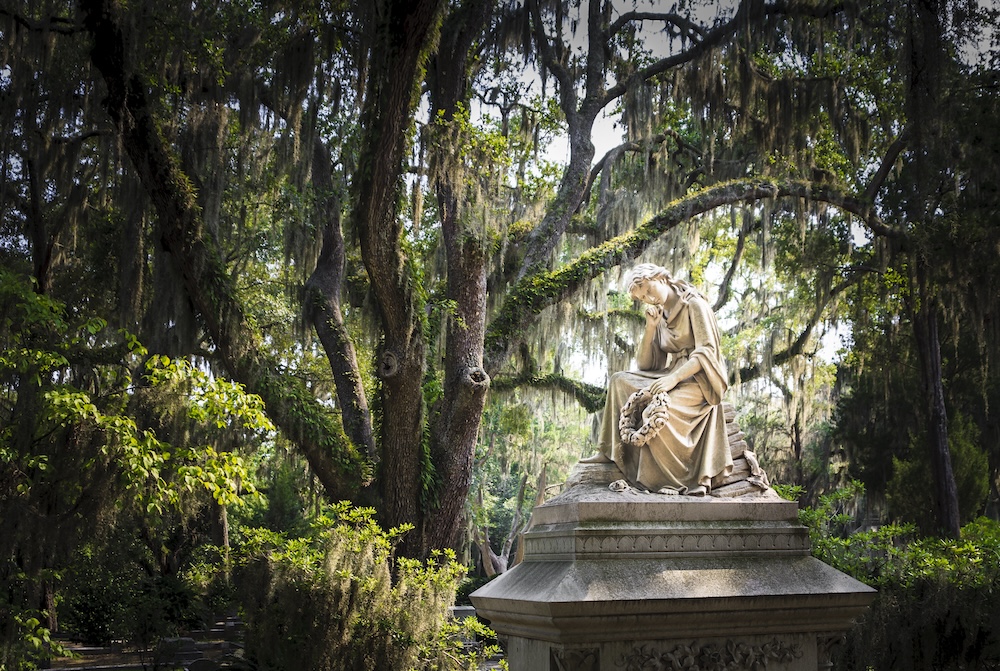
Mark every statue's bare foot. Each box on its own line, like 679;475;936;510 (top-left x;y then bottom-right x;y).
656;487;680;496
580;452;612;464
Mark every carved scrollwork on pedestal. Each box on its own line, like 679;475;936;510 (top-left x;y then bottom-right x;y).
816;633;846;670
551;646;599;671
570;531;807;557
616;638;802;671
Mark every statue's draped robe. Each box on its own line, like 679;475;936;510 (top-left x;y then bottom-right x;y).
598;296;733;493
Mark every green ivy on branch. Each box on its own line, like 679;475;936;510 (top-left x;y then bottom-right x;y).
484;178;891;369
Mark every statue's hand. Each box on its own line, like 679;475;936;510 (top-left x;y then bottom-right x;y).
649;376;675;395
644;305;661;325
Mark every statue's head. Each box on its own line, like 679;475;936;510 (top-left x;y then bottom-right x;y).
624;263;672;298
624;263;704;304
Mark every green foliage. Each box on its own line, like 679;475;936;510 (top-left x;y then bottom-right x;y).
0;611;70;671
0;268;273;667
236;504;499;670
61;535;206;650
772;484;805;501
887;413;989;532
800;484;1000;670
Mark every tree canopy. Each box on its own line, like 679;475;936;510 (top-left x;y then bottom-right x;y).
2;3;1000;660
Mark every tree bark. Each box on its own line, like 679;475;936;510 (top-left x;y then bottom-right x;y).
80;0;369;500
304;138;376;461
905;0;961;537
350;0;444;552
422;0;493;553
515;0;604;279
912;266;961;537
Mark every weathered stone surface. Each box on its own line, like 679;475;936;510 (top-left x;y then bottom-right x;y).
730;439;749;459
471;469;874;671
711;479;759;498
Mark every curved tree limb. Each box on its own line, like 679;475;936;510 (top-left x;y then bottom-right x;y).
863;126;911;204
525;0;575;115
80;0;370;499
515;0;607;280
490;372;606;413
603;0;849;107
485;178;894;373
609;10;708;41
583;130;701;211
304;140;376;460
713;209;756;311
0;8;79;34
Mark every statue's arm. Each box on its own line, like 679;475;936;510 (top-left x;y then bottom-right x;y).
649;354;703;394
648;298;720;395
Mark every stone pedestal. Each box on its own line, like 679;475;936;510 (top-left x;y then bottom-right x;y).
471;464;875;671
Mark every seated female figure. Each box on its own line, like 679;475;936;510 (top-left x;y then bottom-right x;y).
582;263;732;495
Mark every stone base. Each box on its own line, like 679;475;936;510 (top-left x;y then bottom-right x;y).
512;633;842;671
471;464;874;671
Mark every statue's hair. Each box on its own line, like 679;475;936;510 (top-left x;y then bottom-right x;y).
625;263;705;302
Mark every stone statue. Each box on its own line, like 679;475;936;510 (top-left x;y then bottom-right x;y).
582;263;733;495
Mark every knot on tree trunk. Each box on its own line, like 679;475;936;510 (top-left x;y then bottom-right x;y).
379;350;400;378
464;366;490;391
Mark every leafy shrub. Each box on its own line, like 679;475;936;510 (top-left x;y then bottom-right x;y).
61;543;204;650
799;482;1000;670
236;503;499;671
0;611;70;671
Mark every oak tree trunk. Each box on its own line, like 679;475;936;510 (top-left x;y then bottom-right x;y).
422;0;493;554
350;0;444;553
905;0;961;537
913;268;962;537
305;138;376;461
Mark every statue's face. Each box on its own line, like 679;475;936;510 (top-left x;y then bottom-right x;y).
630;278;672;306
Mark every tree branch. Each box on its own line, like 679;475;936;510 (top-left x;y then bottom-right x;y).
0;8;79;34
499;473;529;562
80;0;369;499
609;10;708;41
583;130;702;211
734;270;866;384
603;0;849;107
713;210;756;311
491;372;605;413
863;126;911;204
485;177;893;372
526;0;575;114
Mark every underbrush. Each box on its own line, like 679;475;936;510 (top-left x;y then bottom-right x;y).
234;503;502;671
793;482;1000;670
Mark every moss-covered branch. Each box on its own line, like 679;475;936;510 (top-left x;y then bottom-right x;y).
490;373;606;413
484;178;890;371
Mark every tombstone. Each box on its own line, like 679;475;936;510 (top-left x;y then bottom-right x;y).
157;637;202;664
449;605;478;620
471;407;875;671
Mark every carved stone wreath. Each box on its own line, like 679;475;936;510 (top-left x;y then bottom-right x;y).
619;387;671;447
